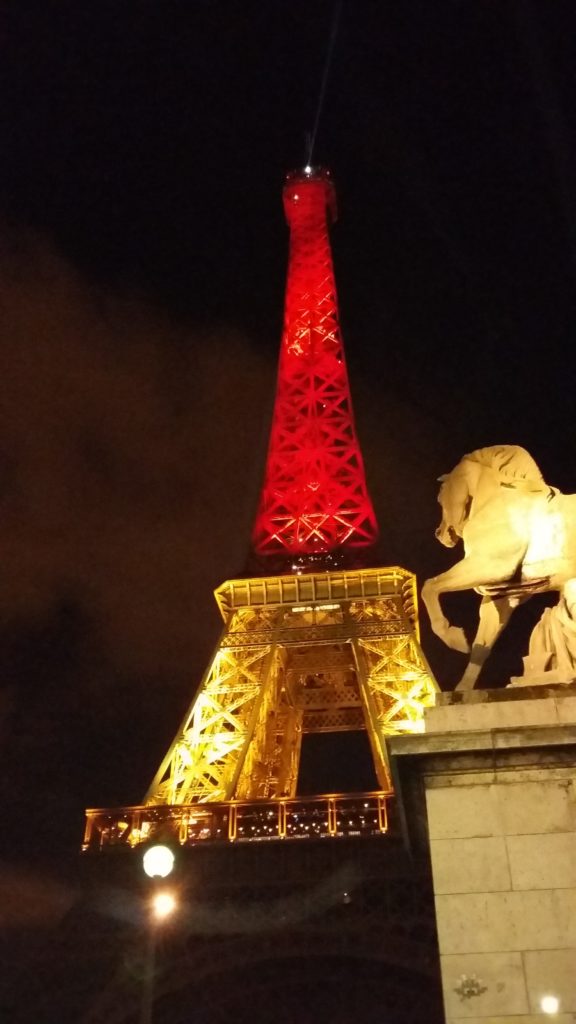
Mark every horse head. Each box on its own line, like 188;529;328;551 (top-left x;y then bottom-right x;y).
435;468;471;548
435;447;548;550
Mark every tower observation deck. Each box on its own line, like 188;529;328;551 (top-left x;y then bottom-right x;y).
83;168;438;854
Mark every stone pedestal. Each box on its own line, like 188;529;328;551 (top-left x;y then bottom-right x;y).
389;684;576;1024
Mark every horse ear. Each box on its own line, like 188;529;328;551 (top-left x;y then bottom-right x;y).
437;474;448;483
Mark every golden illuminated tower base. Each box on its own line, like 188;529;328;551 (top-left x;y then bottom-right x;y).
84;565;437;852
147;565;437;803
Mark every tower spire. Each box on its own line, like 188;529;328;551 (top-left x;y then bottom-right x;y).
251;167;378;568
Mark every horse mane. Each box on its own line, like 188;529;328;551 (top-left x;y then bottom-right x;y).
463;445;544;483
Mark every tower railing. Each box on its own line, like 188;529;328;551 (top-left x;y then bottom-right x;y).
83;790;391;852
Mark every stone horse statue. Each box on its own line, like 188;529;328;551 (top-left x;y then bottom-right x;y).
421;445;576;690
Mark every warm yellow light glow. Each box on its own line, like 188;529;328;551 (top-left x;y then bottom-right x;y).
142;844;175;879
151;890;177;921
540;994;559;1015
142;568;438;807
523;509;565;569
407;719;425;734
291;603;340;612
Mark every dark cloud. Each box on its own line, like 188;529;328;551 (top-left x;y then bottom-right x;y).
0;232;279;840
0;860;75;927
0;234;268;659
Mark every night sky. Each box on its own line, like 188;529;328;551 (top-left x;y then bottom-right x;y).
1;0;576;882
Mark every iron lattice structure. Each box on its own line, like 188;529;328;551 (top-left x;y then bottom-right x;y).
138;567;436;820
252;167;378;561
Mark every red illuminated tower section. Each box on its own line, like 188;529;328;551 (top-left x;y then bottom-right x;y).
252;167;378;564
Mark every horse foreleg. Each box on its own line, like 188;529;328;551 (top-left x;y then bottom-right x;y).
421;553;521;654
455;594;523;691
421;559;480;654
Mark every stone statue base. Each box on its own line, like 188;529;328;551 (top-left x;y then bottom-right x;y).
509;653;576;688
509;669;576;687
389;684;576;1023
421;680;576;733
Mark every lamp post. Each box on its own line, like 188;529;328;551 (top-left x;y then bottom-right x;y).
141;845;177;1024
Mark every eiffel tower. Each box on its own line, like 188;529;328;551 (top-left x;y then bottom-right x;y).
82;168;443;1024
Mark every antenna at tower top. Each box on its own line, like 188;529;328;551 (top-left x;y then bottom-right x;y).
306;0;343;168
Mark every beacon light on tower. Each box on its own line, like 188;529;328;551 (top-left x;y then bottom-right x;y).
251;167;379;566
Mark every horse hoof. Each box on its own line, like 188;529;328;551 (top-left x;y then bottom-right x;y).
455;676;475;692
445;626;470;654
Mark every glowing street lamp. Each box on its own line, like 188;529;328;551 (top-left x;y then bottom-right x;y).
151;890;177;921
141;845;177;1024
142;844;175;879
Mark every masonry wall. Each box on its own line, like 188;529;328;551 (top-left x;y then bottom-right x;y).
390;688;576;1024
